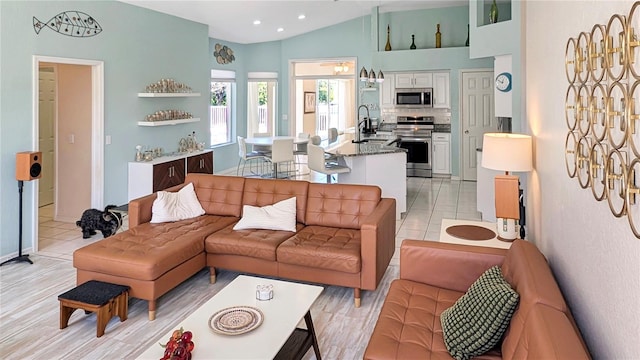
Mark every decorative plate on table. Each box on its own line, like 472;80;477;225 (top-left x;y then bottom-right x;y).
208;306;264;335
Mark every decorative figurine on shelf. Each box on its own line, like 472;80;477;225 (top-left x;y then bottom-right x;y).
410;34;417;49
435;24;442;48
489;0;499;24
385;25;392;51
465;24;470;46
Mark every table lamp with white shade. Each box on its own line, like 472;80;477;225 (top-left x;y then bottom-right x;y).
481;133;533;240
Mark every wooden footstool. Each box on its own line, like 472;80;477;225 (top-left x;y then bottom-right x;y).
58;280;129;337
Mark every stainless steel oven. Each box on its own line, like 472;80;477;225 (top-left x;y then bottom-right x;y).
394;116;434;178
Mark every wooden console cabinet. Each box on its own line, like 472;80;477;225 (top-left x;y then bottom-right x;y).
186;151;213;174
128;150;213;201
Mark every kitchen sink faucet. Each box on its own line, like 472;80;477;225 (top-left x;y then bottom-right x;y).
354;105;370;144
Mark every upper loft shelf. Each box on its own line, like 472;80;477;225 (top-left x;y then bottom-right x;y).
137;93;201;97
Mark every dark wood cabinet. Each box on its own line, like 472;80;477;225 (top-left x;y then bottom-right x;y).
128;150;214;201
152;159;185;192
187;152;213;174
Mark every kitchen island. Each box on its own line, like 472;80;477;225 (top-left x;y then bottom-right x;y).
325;136;406;219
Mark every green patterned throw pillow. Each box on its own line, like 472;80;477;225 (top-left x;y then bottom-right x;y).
440;266;519;360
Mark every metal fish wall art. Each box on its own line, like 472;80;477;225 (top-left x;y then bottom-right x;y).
33;11;102;37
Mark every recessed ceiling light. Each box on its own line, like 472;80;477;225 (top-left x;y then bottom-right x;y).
298;14;306;20
277;27;284;32
253;20;261;25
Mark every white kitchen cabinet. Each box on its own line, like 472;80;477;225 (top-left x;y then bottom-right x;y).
432;132;450;175
379;74;396;107
395;72;433;88
128;150;213;201
433;72;450;109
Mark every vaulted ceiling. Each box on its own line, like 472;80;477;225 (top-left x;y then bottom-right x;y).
119;1;467;44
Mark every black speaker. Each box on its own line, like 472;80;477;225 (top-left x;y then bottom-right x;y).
16;151;42;181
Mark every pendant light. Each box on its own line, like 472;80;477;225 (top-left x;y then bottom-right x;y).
359;67;368;81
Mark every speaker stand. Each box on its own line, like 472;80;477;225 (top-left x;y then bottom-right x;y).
0;181;33;266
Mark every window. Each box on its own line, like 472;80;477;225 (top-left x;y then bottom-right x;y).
210;70;235;145
247;72;278;137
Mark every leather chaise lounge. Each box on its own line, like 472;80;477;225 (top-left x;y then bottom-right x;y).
73;174;396;320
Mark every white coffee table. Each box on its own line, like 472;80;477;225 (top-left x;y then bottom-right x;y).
439;219;512;250
136;275;324;360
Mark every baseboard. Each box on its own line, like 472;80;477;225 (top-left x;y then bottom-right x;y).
0;247;34;264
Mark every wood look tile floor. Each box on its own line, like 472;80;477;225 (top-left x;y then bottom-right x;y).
0;176;482;359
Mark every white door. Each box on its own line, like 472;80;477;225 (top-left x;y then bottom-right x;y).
38;68;55;206
461;71;496;181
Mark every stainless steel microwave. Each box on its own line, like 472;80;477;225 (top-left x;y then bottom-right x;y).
395;88;433;107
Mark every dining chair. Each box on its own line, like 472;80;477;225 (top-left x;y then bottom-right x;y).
310;135;322;146
307;143;350;183
251;133;272;155
237;136;268;177
294;133;310;165
267;138;295;178
328;128;339;144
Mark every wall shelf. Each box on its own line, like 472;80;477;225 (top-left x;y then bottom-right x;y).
137;92;201;97
137;118;200;126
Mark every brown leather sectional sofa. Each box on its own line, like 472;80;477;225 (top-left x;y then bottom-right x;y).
73;174;396;320
364;239;591;359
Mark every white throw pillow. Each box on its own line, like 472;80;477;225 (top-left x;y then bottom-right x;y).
150;182;205;223
233;197;297;232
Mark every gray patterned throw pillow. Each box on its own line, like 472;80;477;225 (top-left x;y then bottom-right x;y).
440;266;519;360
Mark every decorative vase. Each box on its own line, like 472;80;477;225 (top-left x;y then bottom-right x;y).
410;34;416;50
489;0;499;24
465;24;469;46
435;24;441;48
385;25;392;51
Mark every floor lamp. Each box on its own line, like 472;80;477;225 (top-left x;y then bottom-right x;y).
481;133;532;241
1;151;42;266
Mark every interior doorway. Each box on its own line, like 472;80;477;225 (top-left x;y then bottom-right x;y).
32;56;104;253
290;59;356;138
460;70;496;181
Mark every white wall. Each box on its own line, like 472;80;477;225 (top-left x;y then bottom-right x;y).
494;54;512;117
524;1;640;358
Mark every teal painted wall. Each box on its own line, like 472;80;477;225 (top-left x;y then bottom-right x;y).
378;6;470;50
0;0;209;257
209;37;247;172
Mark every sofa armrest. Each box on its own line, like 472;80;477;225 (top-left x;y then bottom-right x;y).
400;240;507;293
128;183;186;228
360;198;396;291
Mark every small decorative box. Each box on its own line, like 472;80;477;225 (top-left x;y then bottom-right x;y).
255;284;273;301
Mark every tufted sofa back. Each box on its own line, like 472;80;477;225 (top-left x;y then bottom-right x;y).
500;240;588;359
242;178;309;224
185;174;245;217
305;183;381;229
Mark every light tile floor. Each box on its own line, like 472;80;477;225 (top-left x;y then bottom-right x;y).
36;173;482;266
37;204;129;261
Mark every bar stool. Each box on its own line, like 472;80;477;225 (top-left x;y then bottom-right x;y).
308;144;350;183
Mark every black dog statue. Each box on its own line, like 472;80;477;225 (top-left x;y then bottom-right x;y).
76;205;123;239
